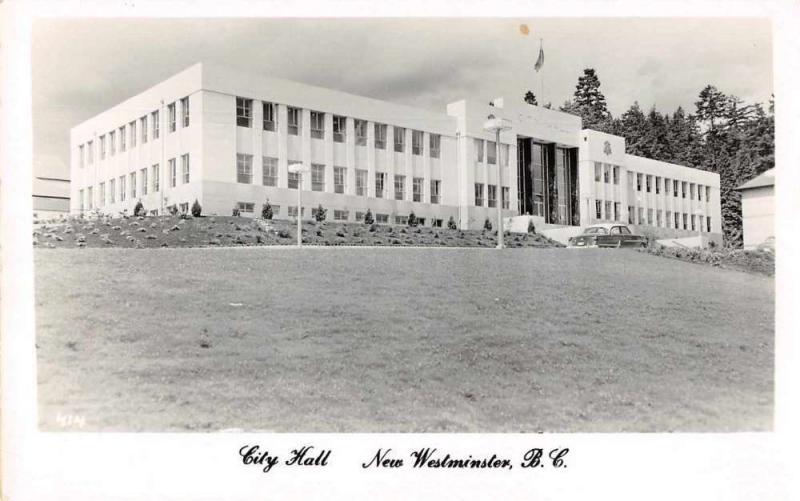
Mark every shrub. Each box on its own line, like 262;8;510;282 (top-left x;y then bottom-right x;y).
262;200;273;220
133;200;145;217
277;229;291;239
408;212;418;227
314;204;327;222
447;216;457;230
527;219;536;234
232;207;240;217
191;199;202;217
364;209;374;225
483;218;493;231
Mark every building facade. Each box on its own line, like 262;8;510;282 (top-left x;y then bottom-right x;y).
737;168;775;249
69;63;721;238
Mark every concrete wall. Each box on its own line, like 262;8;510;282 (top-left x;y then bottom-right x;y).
741;186;774;249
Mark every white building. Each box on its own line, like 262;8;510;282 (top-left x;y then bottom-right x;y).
737;168;775;249
69;62;721;239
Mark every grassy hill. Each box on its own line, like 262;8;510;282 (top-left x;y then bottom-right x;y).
33;215;563;249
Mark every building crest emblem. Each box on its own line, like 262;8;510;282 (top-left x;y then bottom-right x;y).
603;140;612;156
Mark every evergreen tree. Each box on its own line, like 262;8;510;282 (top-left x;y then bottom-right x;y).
408;211;418;227
314;204;327;222
363;209;374;225
524;91;538;106
615;102;648;156
261;200;273;220
561;68;613;132
191;199;202;217
447;216;457;230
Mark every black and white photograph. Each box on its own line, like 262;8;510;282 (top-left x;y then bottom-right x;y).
2;2;798;500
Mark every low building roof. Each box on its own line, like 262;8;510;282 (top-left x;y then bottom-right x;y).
737;168;775;190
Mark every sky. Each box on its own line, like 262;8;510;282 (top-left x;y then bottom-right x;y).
31;17;773;179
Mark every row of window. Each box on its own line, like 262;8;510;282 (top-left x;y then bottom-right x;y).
236;201;446;226
473;183;511;209
77;97;190;168
593;162;621;185
593;198;712;232
235;97;442;157
629;171;711;202
473;139;510;166
77;154;190;211
235;154;442;203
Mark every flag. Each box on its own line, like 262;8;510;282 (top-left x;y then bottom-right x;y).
534;42;545;72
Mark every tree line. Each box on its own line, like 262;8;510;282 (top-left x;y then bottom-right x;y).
526;69;774;246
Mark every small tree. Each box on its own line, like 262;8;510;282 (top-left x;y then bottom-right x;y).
408;211;418;227
232;206;240;217
484;218;493;231
191;199;202;217
527;219;536;234
133;200;144;217
314;204;327;222
262;200;273;220
363;209;374;225
447;216;457;230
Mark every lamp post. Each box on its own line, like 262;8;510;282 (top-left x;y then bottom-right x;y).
288;163;310;247
483;115;512;249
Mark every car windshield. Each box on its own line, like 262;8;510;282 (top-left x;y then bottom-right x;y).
583;227;608;235
611;226;632;235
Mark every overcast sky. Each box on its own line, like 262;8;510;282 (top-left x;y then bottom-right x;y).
32;17;772;178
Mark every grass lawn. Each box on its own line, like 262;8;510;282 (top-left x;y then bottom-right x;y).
35;247;774;432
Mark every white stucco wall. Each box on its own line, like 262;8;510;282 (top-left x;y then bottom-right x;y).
741;186;774;248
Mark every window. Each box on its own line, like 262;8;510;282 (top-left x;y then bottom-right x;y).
596;200;602;220
705;186;711;202
636;173;642;191
109;179;115;204
99;135;106;160
263;102;276;131
430;180;441;204
311;164;325;191
140;116;148;144
167;103;175;132
674;212;680;228
691;214;697;231
353;119;367;146
707;217;712;232
413;177;424;202
181;154;190;183
334;210;349;221
647;208;653;225
488;185;497;208
665;178;671;194
690;183;696;200
432;219;443;228
179;203;189;215
79;145;85;168
375;172;386;198
613;166;620;185
140;168;148;195
333;115;346;142
417;217;426;226
638;207;644;225
236;98;252;128
614;202;621;221
395;215;408;225
87;187;93;209
682;181;687;199
310;111;324;139
412;130;424;155
109;131;115;155
698;215;704;231
487;141;497;164
394;175;405;200
130;172;136;199
655;176;661;194
475;139;484;163
262;157;278;186
355;211;365;222
374;123;387;149
356;169;368;196
237;154;253;184
87;141;93;165
119;126;126;152
697;184;703;201
394;127;405;152
603;164;610;183
666;211;672;228
673;180;679;197
99;182;105;206
169;158;176;187
119;176;126;202
79;189;84;211
656;209;663;227
287;107;301;135
181;97;190;127
129;121;137;147
152;110;160;139
288;170;300;189
430;134;441;158
152;164;159;192
646;175;652;193
682;213;688;230
628;205;634;224
475;183;484;206
594;162;602;182
375;213;389;224
287;206;305;218
502;187;510;209
334;167;346;194
605;201;613;221
237;202;255;214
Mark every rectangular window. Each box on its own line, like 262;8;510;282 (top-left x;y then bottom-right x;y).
596;200;602;220
169;158;176;187
263;102;276;131
614;202;621;221
636;173;642;191
475;183;484;206
236;97;252;128
646;175;652;193
374;123;387;149
673;180;679;197
99;135;106;160
355;211;365;222
394;127;405;152
287;206;305;218
332;115;346;143
417;217;426;226
287;107;301;135
682;181;687;199
691;215;697;231
356;169;368;196
87;187;93;209
413;177;424;202
237;153;253;184
594;162;602;182
99;182;105;206
311;164;325;191
657;209;663;227
487;141;497;164
180;97;190;127
628;205;634;224
334;210;349;221
394;215;408;225
394;175;406;200
475;139;484;163
288;171;300;189
108;131;115;156
87;141;94;165
119;176;126;202
310;111;325;139
237;202;255;214
376;213;389;224
603;164;610;183
647;208;653;225
152;164;159;192
334;166;346;194
430;134;441;158
487;185;497;208
613;166;619;185
79;145;85;168
502;187;510;209
152;110;160;139
119;126;126;152
690;183;696;200
707;217;712;232
705;186;711;202
109;179;115;204
130;172;136;199
375;172;386;198
141;116;148;143
79;189;84;210
665;178;671;194
638;207;644;225
181;154;190;183
262;157;278;186
168;103;176;132
412;130;424;155
129;121;137;147
605;201;613;221
179;203;189;215
674;212;680;228
682;213;688;230
430;180;441;204
432;219;443;228
354;119;367;146
697;184;703;201
141;168;148;195
655;176;661;194
666;210;672;228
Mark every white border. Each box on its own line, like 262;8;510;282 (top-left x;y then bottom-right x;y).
2;1;799;499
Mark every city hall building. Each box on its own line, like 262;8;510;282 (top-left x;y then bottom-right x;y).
70;63;721;239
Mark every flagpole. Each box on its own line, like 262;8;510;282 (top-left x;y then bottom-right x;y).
539;39;544;106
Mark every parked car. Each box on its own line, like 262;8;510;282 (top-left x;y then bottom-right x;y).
567;224;648;248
